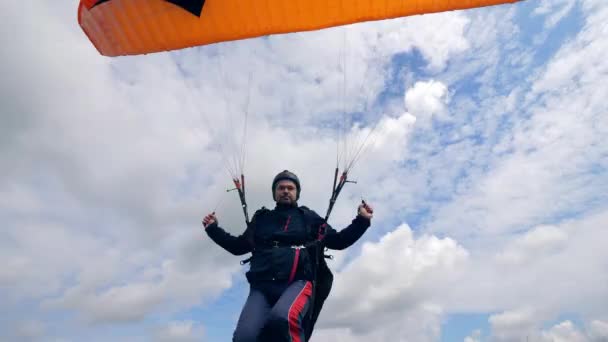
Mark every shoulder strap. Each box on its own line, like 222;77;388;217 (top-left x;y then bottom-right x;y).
299;206;328;242
239;207;271;265
299;206;324;225
253;206;271;217
245;207;270;241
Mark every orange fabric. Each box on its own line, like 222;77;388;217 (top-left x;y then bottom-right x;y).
81;0;99;10
78;0;521;56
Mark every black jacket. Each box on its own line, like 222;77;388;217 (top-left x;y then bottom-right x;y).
205;204;370;283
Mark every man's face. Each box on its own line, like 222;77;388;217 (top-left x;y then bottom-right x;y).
274;180;298;205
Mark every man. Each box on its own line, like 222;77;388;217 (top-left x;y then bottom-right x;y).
202;170;373;341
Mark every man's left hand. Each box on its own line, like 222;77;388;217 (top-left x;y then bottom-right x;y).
358;201;374;220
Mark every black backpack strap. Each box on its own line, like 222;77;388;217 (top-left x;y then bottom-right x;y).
299;206;326;240
239;207;270;265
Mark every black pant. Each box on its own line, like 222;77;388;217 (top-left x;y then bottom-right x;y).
233;280;313;342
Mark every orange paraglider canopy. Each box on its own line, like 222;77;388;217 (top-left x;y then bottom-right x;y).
79;0;521;57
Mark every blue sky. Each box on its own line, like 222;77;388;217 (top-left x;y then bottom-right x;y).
1;0;608;341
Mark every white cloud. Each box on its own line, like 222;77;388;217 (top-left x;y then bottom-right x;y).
426;0;608;241
533;0;577;29
155;320;205;342
41;239;237;323
314;302;443;342
358;112;417;164
489;308;539;342
465;329;482;342
488;318;608;342
589;320;608;341
316;223;467;337
405;80;449;127
14;320;46;340
496;224;568;265
440;210;608;318
1;0;607;340
540;321;587;342
375;13;471;72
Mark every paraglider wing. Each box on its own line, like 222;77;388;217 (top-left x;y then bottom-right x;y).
79;0;521;56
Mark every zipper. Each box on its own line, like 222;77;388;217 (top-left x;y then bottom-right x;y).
283;215;291;231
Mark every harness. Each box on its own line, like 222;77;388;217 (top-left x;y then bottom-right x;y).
239;211;327;264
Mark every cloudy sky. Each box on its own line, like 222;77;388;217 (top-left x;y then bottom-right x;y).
2;0;607;341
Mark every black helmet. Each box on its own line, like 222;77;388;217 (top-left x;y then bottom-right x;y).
272;170;301;200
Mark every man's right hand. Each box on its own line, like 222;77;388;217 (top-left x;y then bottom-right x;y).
202;213;217;228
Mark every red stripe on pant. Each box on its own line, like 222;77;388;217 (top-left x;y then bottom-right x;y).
288;249;300;283
287;281;312;342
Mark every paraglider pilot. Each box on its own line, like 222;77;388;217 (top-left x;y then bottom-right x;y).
202;170;373;341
